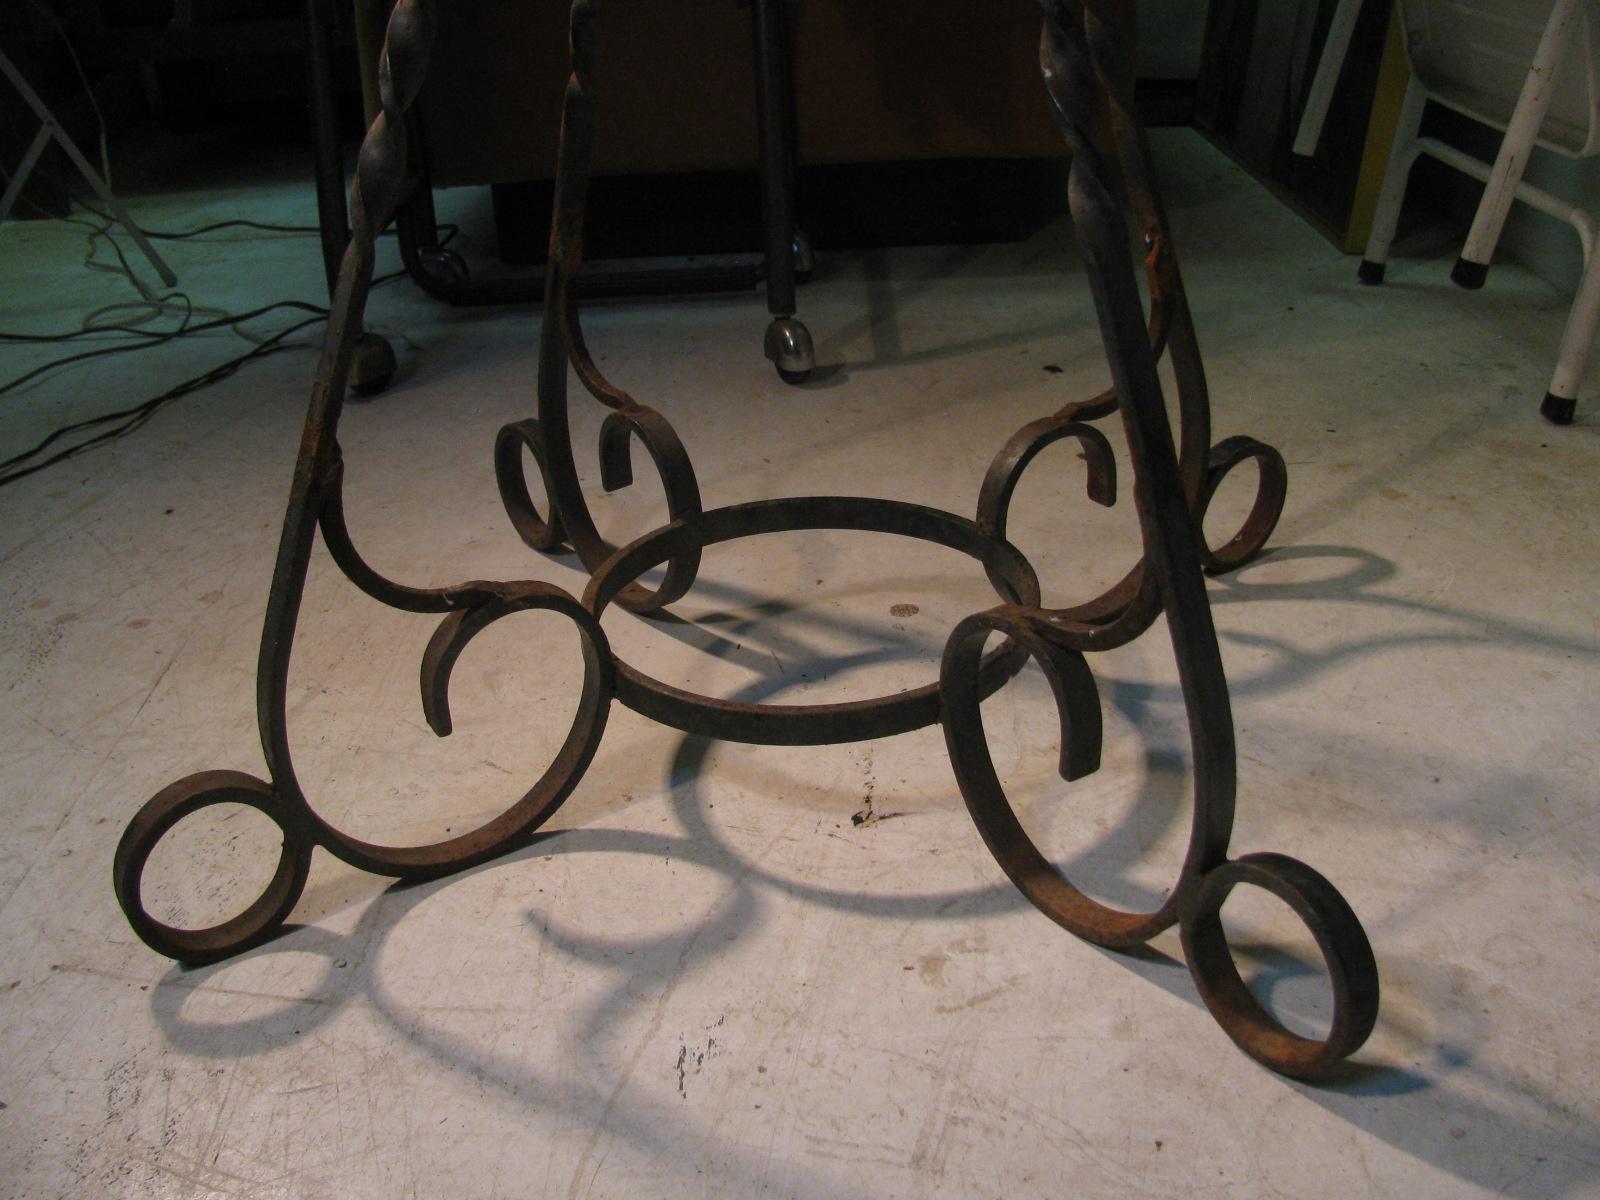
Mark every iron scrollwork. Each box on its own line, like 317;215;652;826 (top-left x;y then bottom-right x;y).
115;0;1378;1079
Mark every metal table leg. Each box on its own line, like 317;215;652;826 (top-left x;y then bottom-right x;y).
304;0;396;394
752;0;814;382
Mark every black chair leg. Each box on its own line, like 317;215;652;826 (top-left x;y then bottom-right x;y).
304;0;395;394
751;0;814;383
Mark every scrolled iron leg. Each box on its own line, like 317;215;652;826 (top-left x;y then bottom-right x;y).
933;0;1379;1079
500;0;706;616
114;771;313;966
115;0;612;964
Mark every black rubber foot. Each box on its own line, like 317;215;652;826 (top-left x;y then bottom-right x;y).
350;332;398;398
1451;258;1489;290
418;246;469;285
1357;259;1386;286
1540;392;1577;425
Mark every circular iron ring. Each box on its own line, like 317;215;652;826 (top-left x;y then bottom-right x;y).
1196;436;1288;575
582;497;1041;746
113;770;313;965
1179;852;1379;1076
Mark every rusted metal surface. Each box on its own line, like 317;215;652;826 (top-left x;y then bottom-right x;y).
114;0;1378;1079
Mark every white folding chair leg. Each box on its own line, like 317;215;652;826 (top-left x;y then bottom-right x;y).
1293;0;1364;157
1359;77;1428;285
1453;0;1584;289
1541;241;1600;423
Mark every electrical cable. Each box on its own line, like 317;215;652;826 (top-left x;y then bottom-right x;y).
0;257;420;490
0;314;327;488
74;199;455;245
0;191;454;342
1;204;432;490
0;298;331;395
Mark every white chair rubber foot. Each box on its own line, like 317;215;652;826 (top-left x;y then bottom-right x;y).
1540;391;1577;425
1451;258;1489;290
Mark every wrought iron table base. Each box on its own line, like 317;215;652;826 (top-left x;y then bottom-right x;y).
114;0;1379;1081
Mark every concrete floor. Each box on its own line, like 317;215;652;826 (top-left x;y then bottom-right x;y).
1;128;1597;1199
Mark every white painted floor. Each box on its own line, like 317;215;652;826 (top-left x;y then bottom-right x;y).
1;128;1597;1199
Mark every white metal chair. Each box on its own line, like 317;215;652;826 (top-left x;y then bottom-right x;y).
1358;0;1600;424
1293;0;1366;159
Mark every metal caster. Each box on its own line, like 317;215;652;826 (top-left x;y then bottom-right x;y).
418;246;469;286
792;230;815;280
350;331;398;397
765;316;814;385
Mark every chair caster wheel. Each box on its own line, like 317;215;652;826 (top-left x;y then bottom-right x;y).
350;332;397;397
765;317;814;385
418;246;469;285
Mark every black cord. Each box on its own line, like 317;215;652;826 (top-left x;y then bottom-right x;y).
72;200;458;245
1;172;461;489
0;267;421;491
0;299;330;395
0;201;456;343
0;316;327;488
117;217;323;238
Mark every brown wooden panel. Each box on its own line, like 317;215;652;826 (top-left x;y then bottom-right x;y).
411;1;1134;187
